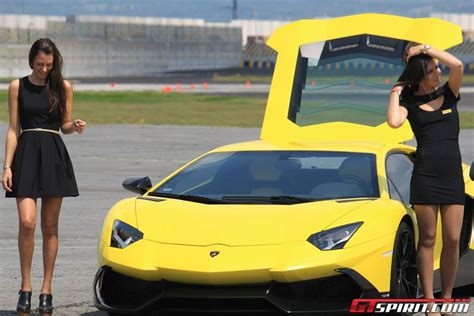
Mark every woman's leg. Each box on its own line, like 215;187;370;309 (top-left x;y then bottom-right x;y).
414;204;439;300
439;204;464;299
17;197;37;291
40;197;62;294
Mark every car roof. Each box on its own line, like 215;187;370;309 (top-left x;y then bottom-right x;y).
208;139;413;155
260;13;463;144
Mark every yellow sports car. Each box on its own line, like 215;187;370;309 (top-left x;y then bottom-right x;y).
94;14;474;315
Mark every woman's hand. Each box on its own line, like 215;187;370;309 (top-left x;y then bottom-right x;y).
404;44;427;63
2;167;13;192
73;119;87;134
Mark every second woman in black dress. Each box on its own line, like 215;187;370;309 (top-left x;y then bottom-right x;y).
387;43;464;316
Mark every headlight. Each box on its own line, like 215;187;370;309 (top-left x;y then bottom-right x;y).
110;220;144;249
307;222;363;250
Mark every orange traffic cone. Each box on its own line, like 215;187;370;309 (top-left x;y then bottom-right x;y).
162;86;172;93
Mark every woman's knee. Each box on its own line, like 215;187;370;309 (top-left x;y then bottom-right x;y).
19;217;36;234
443;232;460;248
41;222;58;238
418;231;437;248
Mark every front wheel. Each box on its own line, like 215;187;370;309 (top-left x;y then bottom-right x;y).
390;221;418;299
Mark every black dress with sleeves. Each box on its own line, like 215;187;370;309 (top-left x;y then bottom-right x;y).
6;76;79;198
399;82;464;205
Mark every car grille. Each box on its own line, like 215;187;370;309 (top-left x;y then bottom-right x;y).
270;274;362;303
99;268;162;308
95;267;366;313
159;298;278;312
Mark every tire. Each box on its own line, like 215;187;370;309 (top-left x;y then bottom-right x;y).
390;221;418;299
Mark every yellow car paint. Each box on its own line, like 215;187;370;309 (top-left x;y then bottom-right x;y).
261;14;462;144
97;14;473;303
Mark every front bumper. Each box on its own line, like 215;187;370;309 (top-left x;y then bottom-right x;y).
93;266;383;314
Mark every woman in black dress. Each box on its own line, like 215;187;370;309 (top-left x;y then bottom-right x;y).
387;43;464;316
2;38;86;314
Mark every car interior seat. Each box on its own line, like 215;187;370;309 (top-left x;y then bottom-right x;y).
249;156;283;196
310;157;372;199
337;157;372;194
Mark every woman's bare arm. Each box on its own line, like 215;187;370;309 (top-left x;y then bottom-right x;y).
61;80;86;134
387;87;408;128
2;79;20;191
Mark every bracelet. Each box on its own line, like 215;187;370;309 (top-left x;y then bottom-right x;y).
422;44;431;54
391;87;401;95
3;166;11;169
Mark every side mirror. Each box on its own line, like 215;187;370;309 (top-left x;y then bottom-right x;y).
122;177;152;195
470;162;474;181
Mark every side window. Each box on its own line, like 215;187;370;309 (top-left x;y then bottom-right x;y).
386;153;414;205
387;178;403;202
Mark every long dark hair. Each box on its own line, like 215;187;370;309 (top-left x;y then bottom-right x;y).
395;54;433;99
28;38;66;116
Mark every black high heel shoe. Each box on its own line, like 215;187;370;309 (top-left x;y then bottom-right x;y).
16;290;32;313
38;293;53;314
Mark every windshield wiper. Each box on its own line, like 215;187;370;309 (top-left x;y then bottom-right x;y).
222;195;316;204
148;192;233;204
270;195;316;202
335;197;377;203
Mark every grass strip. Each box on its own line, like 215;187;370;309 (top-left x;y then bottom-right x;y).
0;92;267;127
0;91;472;128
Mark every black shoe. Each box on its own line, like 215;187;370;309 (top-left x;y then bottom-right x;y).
38;293;53;314
16;290;32;313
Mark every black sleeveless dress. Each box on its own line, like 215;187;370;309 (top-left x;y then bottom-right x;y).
5;76;79;198
400;82;464;205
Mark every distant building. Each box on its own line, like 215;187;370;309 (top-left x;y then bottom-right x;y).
1;13;473;77
0;14;242;78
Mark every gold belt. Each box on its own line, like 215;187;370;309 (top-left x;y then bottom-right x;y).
22;128;60;135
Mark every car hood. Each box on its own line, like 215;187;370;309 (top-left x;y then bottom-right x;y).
135;197;374;246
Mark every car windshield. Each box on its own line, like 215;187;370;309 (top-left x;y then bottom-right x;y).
152;151;379;204
289;34;408;127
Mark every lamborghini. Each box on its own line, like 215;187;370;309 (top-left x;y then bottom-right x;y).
94;14;474;314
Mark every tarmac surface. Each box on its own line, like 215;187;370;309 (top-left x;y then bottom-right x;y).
0;123;473;315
